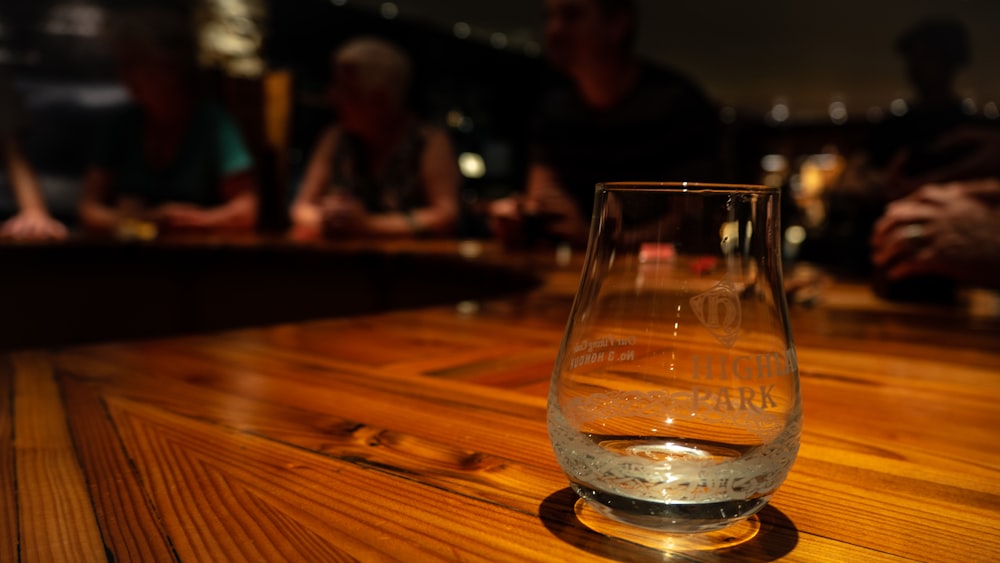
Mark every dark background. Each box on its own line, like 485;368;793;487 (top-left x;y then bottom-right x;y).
1;0;997;237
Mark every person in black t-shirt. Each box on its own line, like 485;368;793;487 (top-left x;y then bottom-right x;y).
489;0;722;247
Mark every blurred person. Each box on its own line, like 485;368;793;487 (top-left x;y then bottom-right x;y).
489;0;723;247
870;118;1000;291
817;18;996;277
0;71;67;240
290;37;459;239
867;18;996;200
871;178;1000;288
79;7;257;234
894;125;1000;188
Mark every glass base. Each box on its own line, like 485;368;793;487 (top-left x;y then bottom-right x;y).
574;498;761;552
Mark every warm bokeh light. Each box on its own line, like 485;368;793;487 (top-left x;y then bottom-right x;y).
784;225;806;245
458;152;486;179
761;154;788;173
828;101;847;125
446;109;474;133
769;103;790;123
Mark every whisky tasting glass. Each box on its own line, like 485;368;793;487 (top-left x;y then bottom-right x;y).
547;182;801;544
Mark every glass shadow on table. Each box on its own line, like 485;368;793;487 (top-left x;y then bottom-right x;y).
538;488;798;561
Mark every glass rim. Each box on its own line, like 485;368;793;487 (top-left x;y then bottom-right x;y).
596;181;777;193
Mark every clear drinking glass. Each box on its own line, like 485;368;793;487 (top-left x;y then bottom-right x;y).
547;182;800;542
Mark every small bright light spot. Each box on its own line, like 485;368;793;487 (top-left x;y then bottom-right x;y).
866;106;884;123
785;225;807;245
984;101;999;120
761;154;787;173
829;101;847;124
555;243;572;266
961;97;977;115
457;240;483;259
890;98;908;116
719;221;740;253
455;300;480;316
490;32;508;49
446;110;474;133
446;109;464;128
458;152;486;179
452;22;471;39
769;103;790;123
380;2;398;19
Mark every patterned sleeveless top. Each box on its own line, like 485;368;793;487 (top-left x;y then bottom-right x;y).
328;122;427;213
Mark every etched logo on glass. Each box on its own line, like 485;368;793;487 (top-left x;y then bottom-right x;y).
690;276;741;347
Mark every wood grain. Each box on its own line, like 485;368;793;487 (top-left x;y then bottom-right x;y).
10;353;106;562
0;357;16;563
2;241;999;562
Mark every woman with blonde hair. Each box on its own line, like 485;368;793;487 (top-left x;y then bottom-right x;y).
291;37;459;238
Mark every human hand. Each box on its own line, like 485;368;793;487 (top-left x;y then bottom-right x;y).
871;179;1000;284
320;193;368;234
153;203;217;229
0;210;68;240
487;196;526;248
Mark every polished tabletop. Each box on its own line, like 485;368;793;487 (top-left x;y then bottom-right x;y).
2;238;999;562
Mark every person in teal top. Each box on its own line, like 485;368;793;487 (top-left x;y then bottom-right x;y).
90;101;252;207
79;7;258;233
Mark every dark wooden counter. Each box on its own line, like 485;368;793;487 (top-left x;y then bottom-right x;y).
0;236;539;351
2;238;999;561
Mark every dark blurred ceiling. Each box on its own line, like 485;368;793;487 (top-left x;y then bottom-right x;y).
3;0;998;122
345;0;1000;120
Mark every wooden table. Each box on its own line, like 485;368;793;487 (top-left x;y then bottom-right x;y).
2;240;999;562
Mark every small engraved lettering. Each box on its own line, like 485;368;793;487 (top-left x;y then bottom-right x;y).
738;386;757;411
569;351;606;369
758;384;777;409
689;384;779;412
692;351;792;381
